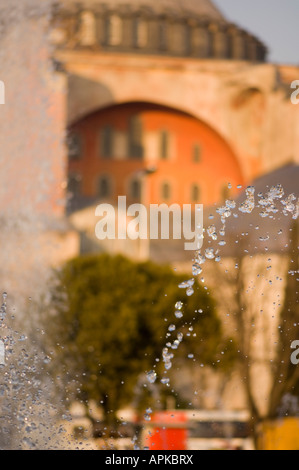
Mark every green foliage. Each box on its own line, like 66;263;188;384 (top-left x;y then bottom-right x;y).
50;253;236;423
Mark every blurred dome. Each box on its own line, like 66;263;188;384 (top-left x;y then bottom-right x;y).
53;0;267;62
59;0;225;20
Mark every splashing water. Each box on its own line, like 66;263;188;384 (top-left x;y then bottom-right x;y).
0;0;80;450
144;182;299;446
1;0;298;450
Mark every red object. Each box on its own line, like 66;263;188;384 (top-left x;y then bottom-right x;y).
144;411;187;450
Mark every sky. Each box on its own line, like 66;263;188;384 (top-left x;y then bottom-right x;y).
213;0;299;65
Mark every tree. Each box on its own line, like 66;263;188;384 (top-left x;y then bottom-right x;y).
48;253;235;428
205;220;299;445
269;221;299;417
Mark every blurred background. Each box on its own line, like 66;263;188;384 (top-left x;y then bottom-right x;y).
0;0;299;450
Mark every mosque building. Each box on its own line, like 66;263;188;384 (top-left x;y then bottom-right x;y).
49;0;299;260
44;0;299;422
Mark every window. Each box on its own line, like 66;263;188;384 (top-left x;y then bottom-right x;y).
159;21;168;51
68;133;82;160
107;15;122;46
128;116;144;159
98;175;112;199
168;23;187;55
191;184;201;202
100;126;113;159
161;182;171;201
193;144;201;163
160;130;169;160
231;33;245;60
79;11;96;46
68;173;81;196
213;31;228;58
248;40;258;61
134;18;148;48
192;27;211;57
130;179;142;200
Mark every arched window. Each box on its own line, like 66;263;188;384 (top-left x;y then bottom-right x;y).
134;18;148;48
193;144;201;163
168;22;187;55
68;173;82;196
159;20;168;51
213;30;228;58
79;11;96;46
191;184;201;202
247;39;258;61
68;132;82;160
231;33;245;60
107;15;123;46
161;182;171;201
100;126;114;159
128;115;144;159
160;130;170;160
98;175;112;199
191;27;211;57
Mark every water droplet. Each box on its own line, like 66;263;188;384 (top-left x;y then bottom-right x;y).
18;335;27;342
175;310;183;319
207;225;217;240
43;356;51;364
205;248;215;259
195;253;206;265
192;263;202;276
186;287;194;296
177;332;183;342
171;340;180;350
259;235;270;241
178;279;194;289
146;370;157;384
259;210;269;218
161;378;170;385
239;186;255;213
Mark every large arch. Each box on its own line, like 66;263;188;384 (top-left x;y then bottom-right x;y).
67;100;245;210
58;51;275;187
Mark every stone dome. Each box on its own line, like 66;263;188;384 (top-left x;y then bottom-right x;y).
52;0;267;62
58;0;225;21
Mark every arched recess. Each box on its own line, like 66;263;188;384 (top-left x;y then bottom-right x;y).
67;101;246;209
230;87;266;179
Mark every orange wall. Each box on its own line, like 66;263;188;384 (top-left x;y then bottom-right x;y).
69;102;245;207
